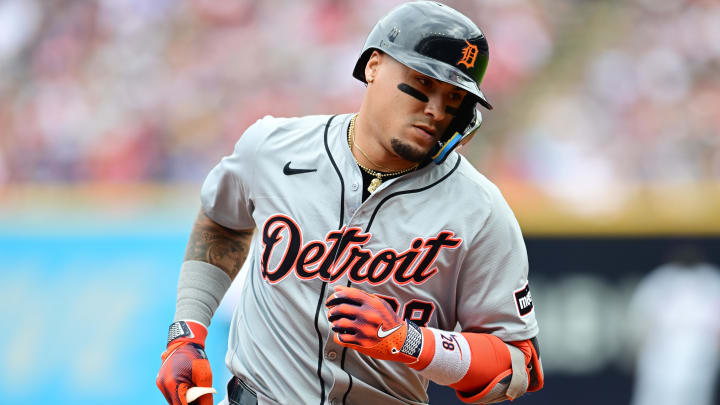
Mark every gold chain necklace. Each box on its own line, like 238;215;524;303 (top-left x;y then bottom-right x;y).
348;114;418;193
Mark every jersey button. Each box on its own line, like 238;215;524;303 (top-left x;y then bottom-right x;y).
351;182;359;191
326;350;337;360
330;398;338;405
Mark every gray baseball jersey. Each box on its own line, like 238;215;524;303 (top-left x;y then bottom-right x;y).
201;113;538;405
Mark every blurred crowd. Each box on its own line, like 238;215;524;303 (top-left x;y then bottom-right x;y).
0;0;718;193
487;0;720;210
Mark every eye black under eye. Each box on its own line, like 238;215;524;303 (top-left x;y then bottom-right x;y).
397;83;429;102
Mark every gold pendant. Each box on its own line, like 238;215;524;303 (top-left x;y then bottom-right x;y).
368;177;382;193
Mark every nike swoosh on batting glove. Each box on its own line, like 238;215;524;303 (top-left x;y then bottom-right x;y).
156;321;214;405
326;286;423;364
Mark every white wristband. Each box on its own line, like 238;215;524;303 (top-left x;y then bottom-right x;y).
417;328;471;385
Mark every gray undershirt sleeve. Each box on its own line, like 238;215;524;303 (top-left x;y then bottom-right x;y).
174;260;233;327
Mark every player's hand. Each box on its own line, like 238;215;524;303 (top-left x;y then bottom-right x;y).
156;321;215;405
326;286;422;364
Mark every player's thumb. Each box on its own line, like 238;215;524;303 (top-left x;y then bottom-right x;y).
190;359;213;405
176;383;191;405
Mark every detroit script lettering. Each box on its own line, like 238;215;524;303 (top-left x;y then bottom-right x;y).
261;214;462;285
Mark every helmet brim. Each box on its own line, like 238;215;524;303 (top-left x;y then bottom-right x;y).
353;48;492;110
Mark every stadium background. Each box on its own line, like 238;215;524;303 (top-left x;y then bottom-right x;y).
1;0;719;404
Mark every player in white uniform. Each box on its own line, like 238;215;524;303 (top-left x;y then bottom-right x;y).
157;3;544;405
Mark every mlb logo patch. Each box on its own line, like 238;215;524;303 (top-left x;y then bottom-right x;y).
514;282;533;317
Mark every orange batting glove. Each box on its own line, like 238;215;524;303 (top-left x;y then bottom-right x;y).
326;286;423;364
156;321;214;405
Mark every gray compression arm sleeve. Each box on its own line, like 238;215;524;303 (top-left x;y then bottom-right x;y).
174;260;232;327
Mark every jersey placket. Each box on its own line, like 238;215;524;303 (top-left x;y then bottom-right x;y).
324;119;418;404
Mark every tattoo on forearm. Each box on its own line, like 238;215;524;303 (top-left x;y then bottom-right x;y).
184;212;254;278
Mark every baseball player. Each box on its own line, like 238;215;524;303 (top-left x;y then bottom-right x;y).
156;2;544;404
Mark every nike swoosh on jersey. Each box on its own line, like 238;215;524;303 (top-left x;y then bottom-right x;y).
377;324;403;338
283;162;317;175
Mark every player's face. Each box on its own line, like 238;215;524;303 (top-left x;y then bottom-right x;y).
365;52;467;163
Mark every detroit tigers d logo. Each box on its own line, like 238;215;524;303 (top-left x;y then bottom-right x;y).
457;39;479;69
260;214;462;285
